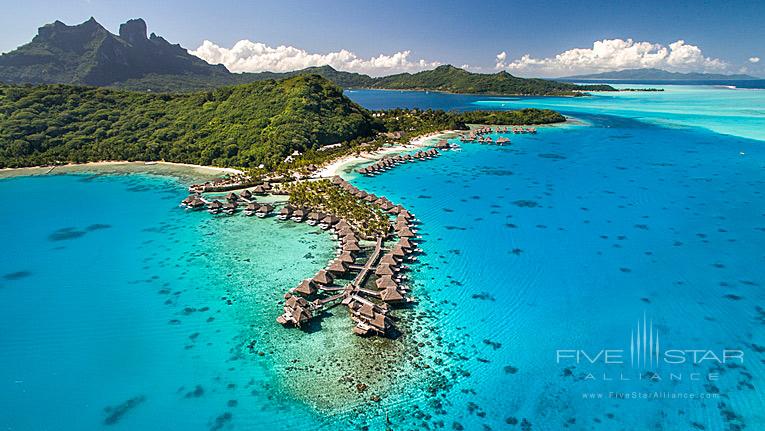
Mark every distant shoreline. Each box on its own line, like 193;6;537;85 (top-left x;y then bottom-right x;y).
0;160;242;180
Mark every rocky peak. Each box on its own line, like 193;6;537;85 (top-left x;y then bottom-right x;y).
119;18;148;44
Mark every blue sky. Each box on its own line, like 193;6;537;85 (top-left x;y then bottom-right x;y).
2;0;763;77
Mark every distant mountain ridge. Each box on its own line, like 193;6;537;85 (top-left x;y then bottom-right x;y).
0;17;615;95
561;68;759;81
0;17;228;86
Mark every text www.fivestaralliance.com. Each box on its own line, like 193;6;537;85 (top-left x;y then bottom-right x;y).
582;392;720;400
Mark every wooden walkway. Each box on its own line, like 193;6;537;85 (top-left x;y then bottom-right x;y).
350;236;384;289
315;236;384;309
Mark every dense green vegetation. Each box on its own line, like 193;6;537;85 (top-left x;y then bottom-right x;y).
0;72;567;170
115;65;616;95
372;65;614;95
287;179;390;238
0;75;378;168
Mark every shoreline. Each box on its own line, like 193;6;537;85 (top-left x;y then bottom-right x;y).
315;130;462;178
0;160;243;181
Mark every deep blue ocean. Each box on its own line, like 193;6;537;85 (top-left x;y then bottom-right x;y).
1;84;764;430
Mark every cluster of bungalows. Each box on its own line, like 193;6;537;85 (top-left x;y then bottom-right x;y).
277;176;423;337
511;127;537;134
180;188;273;217
357;148;440;177
187;174;268;194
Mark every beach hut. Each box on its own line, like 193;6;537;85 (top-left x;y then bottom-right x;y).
331;176;344;185
294;279;317;296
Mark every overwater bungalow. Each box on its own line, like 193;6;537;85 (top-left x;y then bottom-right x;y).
343;241;361;254
390;245;407;259
397;237;415;250
331;176;344;185
207;200;223;214
291;208;306;222
277;294;313;327
222;201;238;215
256;204;273;218
379;254;399;266
397;227;416;238
187;197;206;209
375;263;396;276
307;211;324;226
327;259;349;275
240;189;253;200
341;233;358;244
253;185;266;195
294;279;317;296
319;215;340;230
313;269;334;286
226;192;239;202
278;205;294;220
376;275;398;289
380;287;405;303
244;202;258;216
338;252;355;264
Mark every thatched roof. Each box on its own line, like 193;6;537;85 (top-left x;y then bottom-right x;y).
338;252;355;264
380;288;404;302
313;269;334;285
327;260;349;274
375;264;395;276
397;227;415;237
343;242;361;252
294;279;317;296
379;254;399;266
375;275;398;289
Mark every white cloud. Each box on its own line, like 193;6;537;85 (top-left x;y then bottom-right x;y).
495;51;507;69
499;38;727;77
749;57;760;63
190;40;440;76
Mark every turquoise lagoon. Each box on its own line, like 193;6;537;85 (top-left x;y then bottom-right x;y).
1;85;764;430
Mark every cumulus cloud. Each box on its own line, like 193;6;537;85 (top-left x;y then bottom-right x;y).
498;38;727;77
190;40;440;76
749;57;760;63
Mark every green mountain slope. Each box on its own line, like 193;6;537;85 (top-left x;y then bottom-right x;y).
0;17;229;86
0;75;378;168
372;65;613;95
